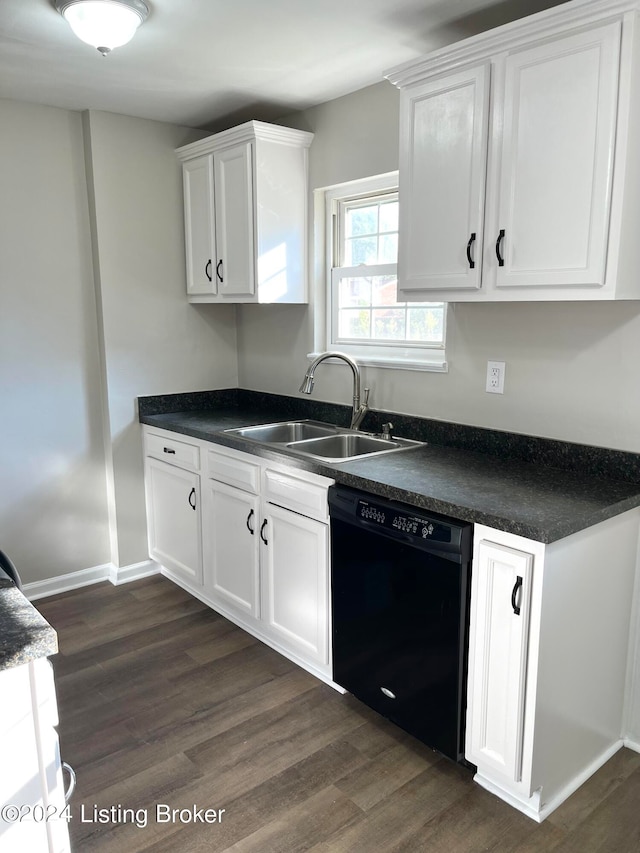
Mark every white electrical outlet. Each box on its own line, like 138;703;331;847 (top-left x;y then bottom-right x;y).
486;361;505;394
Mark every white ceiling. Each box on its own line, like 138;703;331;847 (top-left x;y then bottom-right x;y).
0;0;567;131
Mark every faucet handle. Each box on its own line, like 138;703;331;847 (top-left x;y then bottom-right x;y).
362;388;370;405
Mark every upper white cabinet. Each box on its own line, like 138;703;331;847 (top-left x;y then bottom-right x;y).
182;156;215;296
213;142;255;298
395;64;490;293
386;0;640;301
176;121;313;304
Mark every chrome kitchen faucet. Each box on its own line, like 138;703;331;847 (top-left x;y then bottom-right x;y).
299;352;369;430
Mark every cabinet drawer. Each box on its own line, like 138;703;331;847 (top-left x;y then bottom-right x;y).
208;446;260;494
146;432;200;470
264;468;329;522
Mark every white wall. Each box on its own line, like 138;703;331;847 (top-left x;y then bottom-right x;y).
237;81;640;455
0;102;239;581
0;99;110;583
83;110;239;568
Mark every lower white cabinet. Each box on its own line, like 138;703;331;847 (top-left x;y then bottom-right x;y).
466;513;640;821
144;456;202;586
203;443;333;679
467;539;534;784
143;427;334;683
262;502;329;666
0;658;71;853
205;478;260;618
144;428;203;586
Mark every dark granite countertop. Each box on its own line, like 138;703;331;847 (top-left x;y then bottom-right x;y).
0;578;57;672
139;391;640;544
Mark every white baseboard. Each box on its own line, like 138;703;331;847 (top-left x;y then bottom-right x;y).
23;560;160;601
474;739;624;823
109;560;160;586
624;737;640;753
24;563;112;601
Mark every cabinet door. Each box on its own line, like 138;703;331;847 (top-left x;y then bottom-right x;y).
398;64;490;296
145;458;202;585
1;664;52;851
204;479;260;618
490;21;620;289
214;142;255;298
467;539;533;783
261;503;329;665
182;155;216;296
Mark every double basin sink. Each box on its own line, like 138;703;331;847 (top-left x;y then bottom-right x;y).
224;420;422;463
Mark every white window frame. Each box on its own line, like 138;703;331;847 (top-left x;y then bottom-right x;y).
310;172;448;372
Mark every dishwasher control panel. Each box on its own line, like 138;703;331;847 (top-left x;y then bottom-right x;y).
357;499;450;542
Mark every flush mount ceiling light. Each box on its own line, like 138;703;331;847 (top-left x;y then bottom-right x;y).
53;0;149;56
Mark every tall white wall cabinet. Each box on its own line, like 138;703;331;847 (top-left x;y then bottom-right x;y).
386;0;640;301
176;121;313;304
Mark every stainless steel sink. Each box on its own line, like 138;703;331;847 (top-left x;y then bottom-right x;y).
224;419;422;462
286;433;422;462
224;420;342;443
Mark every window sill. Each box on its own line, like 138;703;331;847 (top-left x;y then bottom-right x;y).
307;352;448;373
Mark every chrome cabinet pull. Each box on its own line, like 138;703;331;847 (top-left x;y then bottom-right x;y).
246;508;255;535
62;761;76;803
511;575;523;615
188;487;196;511
466;232;476;269
260;519;268;545
496;229;505;267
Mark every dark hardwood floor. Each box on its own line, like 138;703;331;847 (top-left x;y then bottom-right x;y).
37;576;640;852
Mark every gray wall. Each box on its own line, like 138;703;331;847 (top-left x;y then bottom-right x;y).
237;81;640;455
83;110;238;568
0;101;239;582
0;99;110;583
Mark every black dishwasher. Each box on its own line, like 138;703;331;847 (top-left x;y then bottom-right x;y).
329;485;472;762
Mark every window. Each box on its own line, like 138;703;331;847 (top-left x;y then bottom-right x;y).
317;173;447;371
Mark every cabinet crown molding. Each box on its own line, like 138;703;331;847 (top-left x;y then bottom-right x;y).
176;120;314;161
385;0;639;87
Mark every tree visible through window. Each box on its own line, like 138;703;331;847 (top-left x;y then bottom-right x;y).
327;179;446;367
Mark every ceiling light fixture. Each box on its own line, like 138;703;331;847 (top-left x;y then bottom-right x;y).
53;0;149;56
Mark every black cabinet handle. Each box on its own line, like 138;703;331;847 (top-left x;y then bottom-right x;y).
496;229;505;267
216;259;224;283
205;259;212;282
260;519;268;545
246;508;255;535
188;487;196;511
466;232;476;269
163;447;176;455
511;575;523;615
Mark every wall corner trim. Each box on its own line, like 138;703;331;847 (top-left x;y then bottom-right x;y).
23;560;160;601
623;738;640;754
